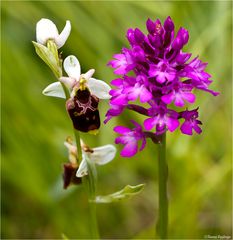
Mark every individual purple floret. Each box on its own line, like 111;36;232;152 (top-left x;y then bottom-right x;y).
161;82;195;107
105;16;219;157
114;121;146;157
144;103;180;135
180;108;202;135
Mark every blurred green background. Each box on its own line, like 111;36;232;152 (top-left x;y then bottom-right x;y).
1;1;232;239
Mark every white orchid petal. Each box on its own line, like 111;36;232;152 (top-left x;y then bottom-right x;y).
55;20;71;49
42;82;66;98
87;78;111;99
83;69;95;80
36;18;59;45
59;77;76;90
90;144;116;165
76;156;88;177
64;55;81;79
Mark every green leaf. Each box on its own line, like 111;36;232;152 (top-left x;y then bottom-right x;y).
94;184;145;203
32;41;62;78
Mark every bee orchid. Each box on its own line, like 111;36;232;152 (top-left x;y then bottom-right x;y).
43;55;111;132
63;138;116;184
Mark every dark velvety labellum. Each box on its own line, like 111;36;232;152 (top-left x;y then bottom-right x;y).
76;89;91;104
66;89;100;132
63;163;82;189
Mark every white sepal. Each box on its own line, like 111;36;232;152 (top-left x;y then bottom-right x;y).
89;144;116;165
42;82;66;98
55;20;71;49
76;154;88;177
87;78;111;99
36;18;59;45
64;55;81;79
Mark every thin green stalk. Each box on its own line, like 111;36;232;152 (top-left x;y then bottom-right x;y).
88;198;99;239
85;156;100;239
157;133;168;239
73;130;99;239
73;129;82;164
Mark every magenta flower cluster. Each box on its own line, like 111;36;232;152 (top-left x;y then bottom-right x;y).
105;16;218;157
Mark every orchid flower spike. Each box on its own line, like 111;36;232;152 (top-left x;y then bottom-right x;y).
42;55;111;100
64;139;116;178
36;18;71;49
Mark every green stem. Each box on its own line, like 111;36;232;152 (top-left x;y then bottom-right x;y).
85;157;100;239
73;129;82;164
88;200;99;239
73;133;100;239
88;199;99;239
157;133;168;239
73;130;99;239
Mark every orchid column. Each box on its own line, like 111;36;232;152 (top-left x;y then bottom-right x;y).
105;16;219;238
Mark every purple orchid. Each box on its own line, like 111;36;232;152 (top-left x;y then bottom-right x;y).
105;16;219;157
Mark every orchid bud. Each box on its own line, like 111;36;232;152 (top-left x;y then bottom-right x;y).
134;28;145;44
164;16;174;32
146;18;156;35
